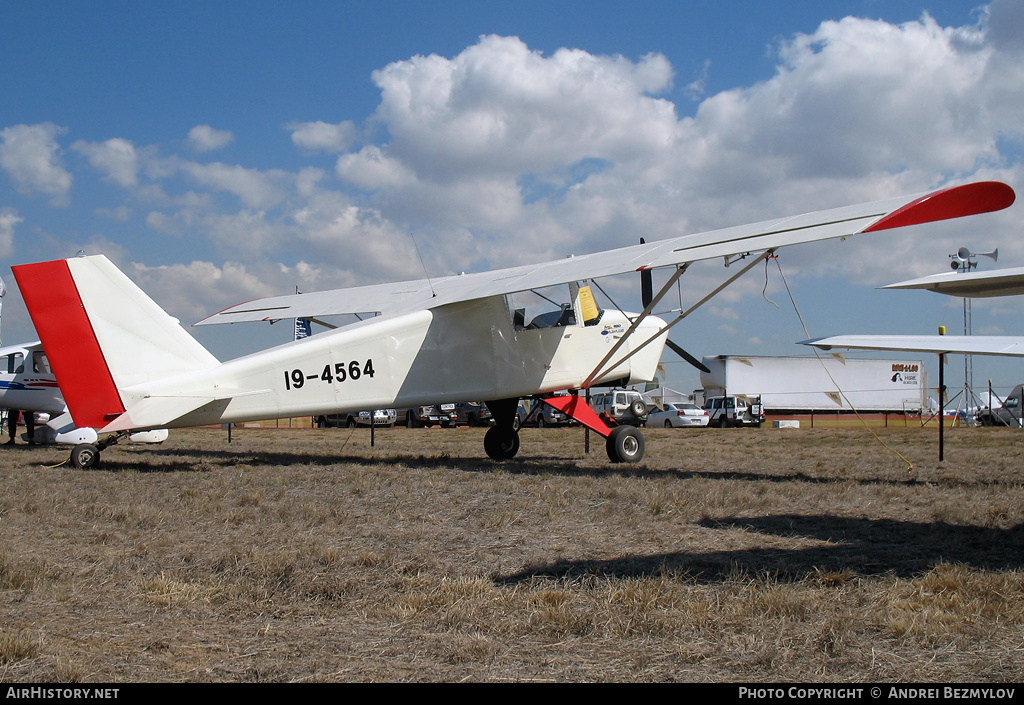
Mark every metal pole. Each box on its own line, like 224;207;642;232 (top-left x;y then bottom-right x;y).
585;389;591;454
939;352;945;462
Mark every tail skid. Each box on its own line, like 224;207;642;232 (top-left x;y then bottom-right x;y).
13;256;221;430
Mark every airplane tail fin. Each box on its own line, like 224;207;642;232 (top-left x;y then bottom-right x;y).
12;255;220;429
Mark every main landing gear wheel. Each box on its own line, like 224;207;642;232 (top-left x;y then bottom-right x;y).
71;443;101;469
606;425;645;463
484;426;520;460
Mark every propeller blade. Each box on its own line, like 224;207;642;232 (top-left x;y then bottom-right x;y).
666;339;710;374
640;238;709;374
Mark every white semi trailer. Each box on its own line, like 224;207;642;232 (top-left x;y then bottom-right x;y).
699;355;928;414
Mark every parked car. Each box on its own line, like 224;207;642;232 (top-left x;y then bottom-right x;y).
589;389;648;426
398;404;457;428
515;395;575;427
977;385;1024;427
317;409;397;428
703;395;764;428
648;403;709;428
452;401;493;427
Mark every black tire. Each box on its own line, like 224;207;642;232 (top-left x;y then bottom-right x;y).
347;417;357;428
664;420;673;428
629;400;646;418
606;425;645;463
317;416;328;428
484;426;520;460
71;443;101;469
718;416;729;429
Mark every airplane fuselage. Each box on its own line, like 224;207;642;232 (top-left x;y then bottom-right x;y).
0;343;65;415
110;295;668;431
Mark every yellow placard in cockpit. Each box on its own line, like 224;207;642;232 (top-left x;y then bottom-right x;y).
577;285;600;323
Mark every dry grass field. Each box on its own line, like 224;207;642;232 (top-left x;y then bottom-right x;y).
1;423;1023;682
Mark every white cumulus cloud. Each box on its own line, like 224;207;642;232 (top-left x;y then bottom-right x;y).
369;35;676;180
288;120;357;152
72;137;140;187
0;123;73;205
0;207;22;258
187;125;235;153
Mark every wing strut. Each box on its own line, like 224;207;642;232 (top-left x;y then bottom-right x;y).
583;265;686;389
582;250;774;388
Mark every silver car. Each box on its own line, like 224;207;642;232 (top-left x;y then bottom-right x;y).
647;403;709;428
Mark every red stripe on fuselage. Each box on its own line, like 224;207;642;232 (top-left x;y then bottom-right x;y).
12;260;125;429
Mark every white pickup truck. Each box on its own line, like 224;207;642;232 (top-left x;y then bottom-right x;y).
703;395;764;428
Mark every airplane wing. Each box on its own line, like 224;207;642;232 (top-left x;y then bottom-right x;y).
803;334;1024;357
196;181;1015;325
881;266;1024;298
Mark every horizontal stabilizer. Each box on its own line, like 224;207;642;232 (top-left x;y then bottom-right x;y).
101;389;271;433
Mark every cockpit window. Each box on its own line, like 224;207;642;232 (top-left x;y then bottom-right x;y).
508;283;602;331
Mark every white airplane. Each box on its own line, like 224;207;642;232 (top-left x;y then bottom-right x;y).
0;340;171;446
0;272;97;444
11;180;1015;468
804;264;1024;357
0;340;98;444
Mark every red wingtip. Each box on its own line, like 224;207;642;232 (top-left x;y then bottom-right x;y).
863;181;1015;233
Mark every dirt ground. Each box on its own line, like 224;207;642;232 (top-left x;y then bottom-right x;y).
1;423;1023;682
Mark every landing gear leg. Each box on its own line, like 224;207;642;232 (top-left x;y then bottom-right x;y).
541;392;646;463
68;432;128;469
484;399;521;460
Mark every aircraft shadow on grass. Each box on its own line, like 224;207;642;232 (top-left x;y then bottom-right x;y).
494;514;1024;584
47;441;1010;493
34;444;1023;580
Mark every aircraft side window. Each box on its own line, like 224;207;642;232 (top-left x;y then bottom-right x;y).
2;353;25;374
508;286;578;331
33;353;50;373
526;304;576;329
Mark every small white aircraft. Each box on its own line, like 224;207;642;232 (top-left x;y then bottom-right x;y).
0;340;170;446
11;181;1015;468
804;264;1024;357
0;340;97;444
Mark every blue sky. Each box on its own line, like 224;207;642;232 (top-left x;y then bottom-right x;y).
2;0;1023;399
